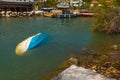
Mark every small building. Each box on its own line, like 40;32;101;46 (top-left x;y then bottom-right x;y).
0;0;35;12
38;0;47;2
70;0;83;8
90;0;101;7
91;0;99;5
57;2;70;9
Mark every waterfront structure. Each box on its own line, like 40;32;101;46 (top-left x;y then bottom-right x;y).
57;0;69;3
90;0;101;7
70;0;83;7
57;2;69;9
38;0;47;2
0;0;35;12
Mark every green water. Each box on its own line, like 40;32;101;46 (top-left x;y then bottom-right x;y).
0;17;120;80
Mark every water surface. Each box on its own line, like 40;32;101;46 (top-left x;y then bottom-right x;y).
0;17;120;80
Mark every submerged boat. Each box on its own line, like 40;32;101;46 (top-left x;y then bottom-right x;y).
15;33;47;56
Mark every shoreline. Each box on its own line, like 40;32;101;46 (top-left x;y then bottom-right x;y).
0;9;97;18
0;10;44;17
44;44;120;80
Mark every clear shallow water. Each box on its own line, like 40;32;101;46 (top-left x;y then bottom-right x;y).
0;17;120;80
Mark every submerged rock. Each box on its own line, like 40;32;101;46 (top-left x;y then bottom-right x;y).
110;45;118;50
68;57;78;65
52;65;116;80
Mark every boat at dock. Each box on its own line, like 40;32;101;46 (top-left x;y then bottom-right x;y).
77;13;97;17
43;12;54;18
55;13;77;18
54;9;77;18
40;7;53;12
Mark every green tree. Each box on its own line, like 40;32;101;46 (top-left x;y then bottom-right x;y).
85;0;91;2
115;0;120;6
45;0;57;7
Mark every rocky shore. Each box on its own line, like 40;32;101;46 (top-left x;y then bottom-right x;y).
52;65;116;80
44;44;120;80
0;9;81;18
0;10;44;17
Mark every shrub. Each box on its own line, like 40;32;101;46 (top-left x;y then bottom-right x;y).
93;0;120;34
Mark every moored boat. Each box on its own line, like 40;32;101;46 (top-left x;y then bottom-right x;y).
77;13;97;17
55;13;77;18
43;12;54;17
40;7;53;12
54;9;77;18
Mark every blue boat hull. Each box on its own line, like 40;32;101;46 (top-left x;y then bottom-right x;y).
15;33;47;55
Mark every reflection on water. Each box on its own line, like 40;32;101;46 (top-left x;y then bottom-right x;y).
0;17;120;80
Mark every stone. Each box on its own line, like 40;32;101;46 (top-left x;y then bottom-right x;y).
111;45;118;50
105;67;120;78
52;65;116;80
68;57;78;65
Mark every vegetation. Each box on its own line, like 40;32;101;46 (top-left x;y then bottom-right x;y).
81;0;91;9
93;0;120;34
115;0;120;6
45;0;57;7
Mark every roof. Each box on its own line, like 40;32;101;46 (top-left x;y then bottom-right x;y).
91;0;99;4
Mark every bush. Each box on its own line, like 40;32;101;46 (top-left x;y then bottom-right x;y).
93;6;120;34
